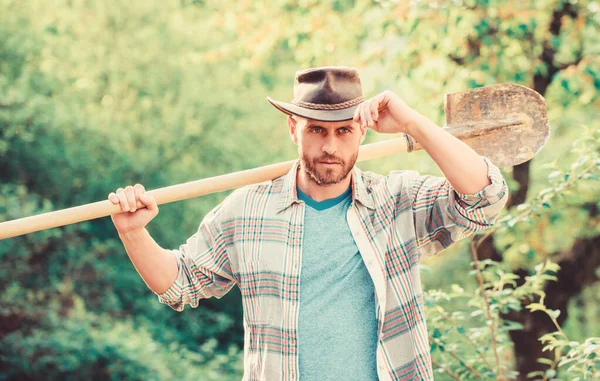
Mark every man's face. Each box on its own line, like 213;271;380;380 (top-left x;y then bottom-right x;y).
288;115;366;186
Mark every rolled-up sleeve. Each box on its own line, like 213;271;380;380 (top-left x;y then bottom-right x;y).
155;201;237;311
388;156;509;260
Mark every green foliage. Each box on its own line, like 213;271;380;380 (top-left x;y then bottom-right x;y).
1;0;599;380
533;334;600;381
425;258;600;380
489;125;600;269
0;297;243;381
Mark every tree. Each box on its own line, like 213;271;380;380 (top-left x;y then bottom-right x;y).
201;0;600;378
1;0;598;379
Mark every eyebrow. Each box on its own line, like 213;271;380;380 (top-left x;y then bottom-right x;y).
307;124;354;130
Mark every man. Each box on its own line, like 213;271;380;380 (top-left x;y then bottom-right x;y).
109;66;509;381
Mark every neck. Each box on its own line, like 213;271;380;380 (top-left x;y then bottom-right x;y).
296;163;353;202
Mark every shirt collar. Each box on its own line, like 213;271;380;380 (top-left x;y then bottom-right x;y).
276;159;375;213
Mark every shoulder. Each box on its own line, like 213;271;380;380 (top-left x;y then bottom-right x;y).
229;177;279;203
357;166;421;194
218;177;280;215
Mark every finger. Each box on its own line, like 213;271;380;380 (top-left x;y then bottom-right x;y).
134;184;145;209
370;99;379;121
353;104;361;123
116;188;129;212
364;101;374;127
125;185;137;212
140;193;158;211
360;103;370;127
357;103;364;126
108;192;119;204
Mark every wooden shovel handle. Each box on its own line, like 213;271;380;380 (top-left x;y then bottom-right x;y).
3;136;416;240
2;82;551;241
0;99;540;241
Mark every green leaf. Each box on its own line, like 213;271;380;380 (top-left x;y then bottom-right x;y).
470;310;484;317
548;171;562;180
503;321;524;331
526;303;546;313
537;357;554;365
527;371;546;377
582;173;599;180
548;309;561;319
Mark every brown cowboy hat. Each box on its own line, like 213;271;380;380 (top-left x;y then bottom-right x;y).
266;66;364;122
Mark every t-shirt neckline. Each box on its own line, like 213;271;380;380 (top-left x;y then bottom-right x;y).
296;185;352;211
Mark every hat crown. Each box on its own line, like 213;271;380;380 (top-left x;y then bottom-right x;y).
292;66;363;106
266;66;364;122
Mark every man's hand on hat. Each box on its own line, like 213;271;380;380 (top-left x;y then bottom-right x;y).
353;90;422;135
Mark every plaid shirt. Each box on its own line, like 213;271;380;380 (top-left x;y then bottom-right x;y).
156;156;509;381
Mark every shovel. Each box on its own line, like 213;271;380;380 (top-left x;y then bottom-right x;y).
0;83;549;240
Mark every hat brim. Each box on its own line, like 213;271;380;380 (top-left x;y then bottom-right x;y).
266;97;360;122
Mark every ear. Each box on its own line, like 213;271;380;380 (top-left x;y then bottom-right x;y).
288;115;298;144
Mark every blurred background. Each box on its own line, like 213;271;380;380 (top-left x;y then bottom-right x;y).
0;0;598;380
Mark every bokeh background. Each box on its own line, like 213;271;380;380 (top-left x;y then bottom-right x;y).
1;0;599;380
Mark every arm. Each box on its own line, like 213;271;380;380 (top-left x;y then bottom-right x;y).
119;228;179;295
406;113;494;195
393;156;508;259
153;201;237;311
404;114;509;258
356;90;509;259
354;89;496;195
111;185;237;311
110;184;179;295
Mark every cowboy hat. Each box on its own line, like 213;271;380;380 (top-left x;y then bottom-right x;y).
266;66;364;122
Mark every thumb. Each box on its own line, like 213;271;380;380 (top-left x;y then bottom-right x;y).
140;193;158;211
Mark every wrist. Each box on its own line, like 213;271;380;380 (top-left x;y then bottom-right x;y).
404;112;426;137
118;228;147;241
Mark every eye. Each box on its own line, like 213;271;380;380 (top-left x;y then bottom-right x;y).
310;127;324;133
339;128;351;134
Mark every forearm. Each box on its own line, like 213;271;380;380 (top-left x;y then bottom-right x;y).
118;228;178;294
406;113;491;195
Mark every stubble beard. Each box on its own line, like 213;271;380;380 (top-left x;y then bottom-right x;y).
301;151;358;186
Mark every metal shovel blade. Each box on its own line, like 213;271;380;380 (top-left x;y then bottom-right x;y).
442;83;550;168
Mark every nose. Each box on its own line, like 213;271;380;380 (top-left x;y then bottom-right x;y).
321;134;337;155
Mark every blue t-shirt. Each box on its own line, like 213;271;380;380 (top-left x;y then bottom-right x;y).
296;185;378;380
